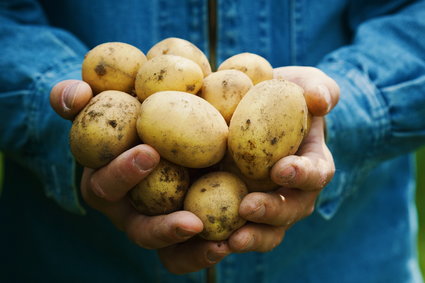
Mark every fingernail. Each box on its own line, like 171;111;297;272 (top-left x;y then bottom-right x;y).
318;84;332;113
91;180;106;199
62;82;80;110
175;227;196;239
134;151;157;172
251;203;266;219
279;166;296;184
206;251;226;263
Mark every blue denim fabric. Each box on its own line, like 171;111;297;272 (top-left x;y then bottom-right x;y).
0;0;424;282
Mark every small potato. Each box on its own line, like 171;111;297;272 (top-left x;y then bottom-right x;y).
184;171;248;241
129;159;190;216
200;70;253;124
137;91;228;168
228;79;308;180
70;90;141;169
217;52;273;85
134;55;203;101
147;37;212;77
82;42;147;94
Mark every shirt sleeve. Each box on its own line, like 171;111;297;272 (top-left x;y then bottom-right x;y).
0;0;88;214
316;0;425;219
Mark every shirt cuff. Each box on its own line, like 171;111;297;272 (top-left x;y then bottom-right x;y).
30;58;86;214
316;58;390;219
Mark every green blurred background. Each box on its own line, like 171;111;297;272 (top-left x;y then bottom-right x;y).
417;147;425;274
0;150;423;274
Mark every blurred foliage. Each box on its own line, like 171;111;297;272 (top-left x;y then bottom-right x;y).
417;147;425;276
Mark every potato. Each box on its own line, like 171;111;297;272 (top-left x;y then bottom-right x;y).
147;37;212;77
200;70;253;124
217;52;273;85
82;42;147;94
134;55;203;101
219;151;279;192
228;79;308;180
184;171;248;241
70;90;141;169
137;91;228;168
129;159;190;216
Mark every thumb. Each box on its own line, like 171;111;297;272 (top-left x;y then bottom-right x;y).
50;79;93;120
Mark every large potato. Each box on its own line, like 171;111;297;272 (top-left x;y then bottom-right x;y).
219;151;279;192
137;91;228;168
200;70;253;124
82;42;147;94
134;55;203;101
70;90;141;169
217;52;273;85
129;159;190;216
228;79;308;180
147;37;212;77
184;171;248;241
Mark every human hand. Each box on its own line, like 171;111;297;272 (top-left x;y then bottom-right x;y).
50;80;231;274
227;66;339;253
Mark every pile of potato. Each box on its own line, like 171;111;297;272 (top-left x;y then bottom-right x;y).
70;38;309;241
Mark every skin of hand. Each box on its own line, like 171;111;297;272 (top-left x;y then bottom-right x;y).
49;66;339;274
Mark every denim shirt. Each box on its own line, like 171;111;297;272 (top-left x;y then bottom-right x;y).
1;0;425;282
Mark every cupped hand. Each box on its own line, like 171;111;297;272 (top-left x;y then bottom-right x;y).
50;80;231;274
227;66;339;253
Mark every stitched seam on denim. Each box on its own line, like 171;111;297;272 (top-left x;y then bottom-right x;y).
188;0;204;51
158;0;170;41
289;0;296;64
257;0;270;58
219;0;238;60
293;0;303;65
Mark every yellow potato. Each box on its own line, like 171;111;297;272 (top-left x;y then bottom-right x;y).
134;55;203;101
184;171;248;241
82;42;147;94
129;159;190;216
217;52;273;85
219;151;279;192
147;37;212;77
137;91;228;168
70;90;141;169
228;79;308;180
200;70;253;124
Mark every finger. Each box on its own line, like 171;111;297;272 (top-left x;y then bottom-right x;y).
228;223;285;253
238;188;319;227
124;210;204;249
89;144;160;202
270;117;335;190
50;79;93;120
158;238;230;274
273;66;340;116
81;175;203;249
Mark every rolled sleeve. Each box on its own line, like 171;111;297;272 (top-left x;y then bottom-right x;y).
0;0;88;214
31;63;85;214
317;60;391;218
